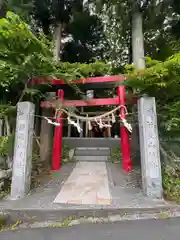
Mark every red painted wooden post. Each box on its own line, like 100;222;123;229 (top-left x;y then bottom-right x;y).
41;97;119;108
31;75;126;86
52;89;64;171
117;86;132;172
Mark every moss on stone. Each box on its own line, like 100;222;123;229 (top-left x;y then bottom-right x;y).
110;148;122;163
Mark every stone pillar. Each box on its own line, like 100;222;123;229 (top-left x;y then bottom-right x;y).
79;121;84;137
10;102;35;200
138;97;163;199
40;93;55;166
67;124;71;137
130;105;141;166
34;102;41;136
40;108;53;165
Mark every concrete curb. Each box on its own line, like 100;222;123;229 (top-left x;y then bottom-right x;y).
2;205;180;225
29;210;180;228
1;207;180;231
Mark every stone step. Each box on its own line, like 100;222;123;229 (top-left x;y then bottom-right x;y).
73;155;109;162
4;204;177;223
63;138;120;148
76;147;110;150
75;149;110;157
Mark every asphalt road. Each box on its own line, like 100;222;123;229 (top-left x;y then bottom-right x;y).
1;218;180;240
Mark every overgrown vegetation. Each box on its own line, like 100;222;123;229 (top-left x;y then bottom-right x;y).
110;148;122;164
162;163;180;203
0;11;110;101
126;54;180;137
160;141;180;203
31;144;50;189
62;144;70;164
0;215;6;229
126;55;180;202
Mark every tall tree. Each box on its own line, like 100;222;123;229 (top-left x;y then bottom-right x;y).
86;0;178;67
4;0;33;22
0;0;6;17
62;9;105;63
170;0;180;39
33;0;105;62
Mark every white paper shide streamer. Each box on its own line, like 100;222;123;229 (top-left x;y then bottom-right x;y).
44;117;60;126
67;117;83;133
88;121;92;130
111;113;116;123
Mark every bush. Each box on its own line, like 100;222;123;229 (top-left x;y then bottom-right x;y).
160;141;180;203
162;162;180;203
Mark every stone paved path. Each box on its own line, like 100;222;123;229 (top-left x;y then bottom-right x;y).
54;162;111;205
0;163;168;215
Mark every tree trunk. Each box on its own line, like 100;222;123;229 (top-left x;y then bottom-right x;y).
40;108;54;166
0;0;5;18
40;93;56;167
53;23;62;61
132;11;145;69
4;116;12;169
131;9;145;165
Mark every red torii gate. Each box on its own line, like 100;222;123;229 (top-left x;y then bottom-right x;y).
37;75;135;172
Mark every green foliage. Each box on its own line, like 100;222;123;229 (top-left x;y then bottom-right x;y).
126;54;180;202
160;141;180;203
162;163;180;203
0;215;6;228
0;11;52;89
0;11;110;104
0;11;110;168
0;137;9;159
5;0;33;23
126;53;180;138
62;144;70;164
0;134;14;158
62;145;75;164
0;133;14;170
0;105;16;118
55;61;111;82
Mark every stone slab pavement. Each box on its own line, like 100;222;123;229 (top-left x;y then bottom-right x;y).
0;162;179;223
54;162;111;205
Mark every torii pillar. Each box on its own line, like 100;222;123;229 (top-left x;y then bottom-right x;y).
117;86;132;172
52;89;64;171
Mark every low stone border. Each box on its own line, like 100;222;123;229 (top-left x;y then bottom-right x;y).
1;208;180;231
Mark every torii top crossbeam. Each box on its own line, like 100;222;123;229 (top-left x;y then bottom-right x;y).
31;75;126;86
31;75;137;107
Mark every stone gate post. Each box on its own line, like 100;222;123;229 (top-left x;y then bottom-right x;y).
40;92;55;166
138;97;163;199
10;102;35;200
